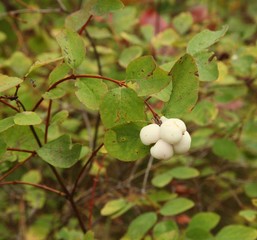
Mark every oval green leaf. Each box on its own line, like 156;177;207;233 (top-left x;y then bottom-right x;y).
0;74;23;93
14;112;42;126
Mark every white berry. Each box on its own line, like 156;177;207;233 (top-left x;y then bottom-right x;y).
140;124;160;145
173;131;191;154
160;116;168;123
171;118;187;133
150;139;174;160
160;120;183;144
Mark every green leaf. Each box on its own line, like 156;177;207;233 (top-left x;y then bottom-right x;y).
173;12;193;35
160;197;194;216
216;225;257;240
101;198;128;216
212;138;239;161
111;202;134;219
244;182;257;198
193;51;219;82
169;167;199;180
14;112;42;126
37;135;82;168
148;190;177;203
151;172;173;188
99;88;146;129
239;210;257;222
50;110;69;125
91;0;124;15
119;46;143;68
0;117;15;133
75;78;108;110
124;212;157;240
152;81;173;102
43;88;66;100
153;221;179;240
0;74;23;93
84;231;95;240
104;122;149;161
187;25;229;55
49;63;70;85
163;54;199;117
186;228;214;240
0;138;7;157
187;212;220;231
188;100;218;126
25;57;63;77
126;56;172;96
56;29;85;69
152;29;178;49
22;170;41;183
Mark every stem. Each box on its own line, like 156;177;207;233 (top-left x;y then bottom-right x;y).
78;15;93;35
32;74;127;111
7;148;36;154
0;154;35;182
0;99;19;112
0;181;65;196
71;143;104;196
45;100;52;144
141;156;154;194
144;98;161;124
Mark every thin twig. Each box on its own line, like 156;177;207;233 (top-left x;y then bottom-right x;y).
0;99;20;112
45;100;52;144
0;154;35;182
7;148;36;154
0;181;66;196
78;15;93;35
141;156;154;194
71;143;104;196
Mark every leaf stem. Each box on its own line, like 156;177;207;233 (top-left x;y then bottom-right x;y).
78;15;93;35
0;99;20;112
7;148;36;154
44;100;52;144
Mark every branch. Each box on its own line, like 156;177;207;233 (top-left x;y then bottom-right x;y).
78;15;93;35
44;100;52;144
0;180;65;196
71;143;104;196
0;99;20;112
7;148;36;154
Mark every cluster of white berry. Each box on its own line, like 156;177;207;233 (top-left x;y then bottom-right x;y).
139;116;191;160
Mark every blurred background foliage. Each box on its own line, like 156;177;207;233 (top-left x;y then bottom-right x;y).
0;0;257;239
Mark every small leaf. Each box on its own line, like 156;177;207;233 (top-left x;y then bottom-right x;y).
0;74;23;93
186;228;214;240
126;56;172;96
151;81;173;102
25;57;63;77
244;182;257;198
84;231;95;240
153;221;179;240
169;167;199;180
101;198;128;216
91;0;124;16
193;51;219;82
160;197;194;216
14;112;42;126
163;54;199;117
50;110;69;125
75;78;108;110
43;88;66;100
37;135;82;168
187;212;220;231
187;25;228;55
119;46;143;68
151;172;173;188
124;212;157;240
239;210;257;222
100;88;146;129
173;12;193;35
49;63;70;85
56;29;85;69
104;122;149;161
212;138;239;161
0;117;15;133
22;170;41;183
216;225;257;240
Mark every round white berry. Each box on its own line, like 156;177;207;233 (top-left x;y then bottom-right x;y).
140;124;160;145
173;131;191;154
160;120;183;144
171;118;187;133
150;139;174;160
160;116;168;123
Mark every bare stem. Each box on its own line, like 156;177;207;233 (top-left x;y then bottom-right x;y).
0;181;65;196
7;148;36;154
0;99;20;112
78;15;93;35
44;100;52;144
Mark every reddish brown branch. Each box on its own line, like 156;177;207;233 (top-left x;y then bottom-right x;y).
0;99;20;112
78;15;93;35
45;100;52;143
144;98;161;124
0;154;35;182
71;143;104;196
0;180;65;196
7;148;36;154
